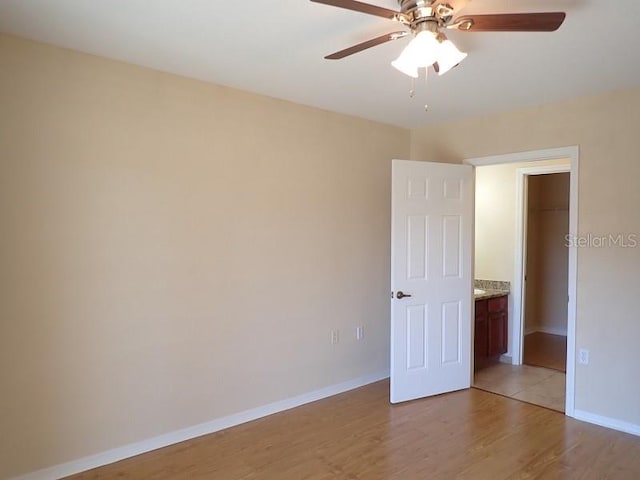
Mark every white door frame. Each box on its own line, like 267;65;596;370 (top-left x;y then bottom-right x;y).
514;163;570;365
464;146;579;418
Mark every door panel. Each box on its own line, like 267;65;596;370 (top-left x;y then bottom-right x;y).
442;215;462;277
442;301;461;364
407;215;429;280
407;305;428;370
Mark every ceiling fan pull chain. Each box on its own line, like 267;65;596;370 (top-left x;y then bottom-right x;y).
424;67;429;111
409;77;415;98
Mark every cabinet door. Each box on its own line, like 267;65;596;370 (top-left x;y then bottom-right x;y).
474;300;488;369
488;311;507;356
474;313;488;369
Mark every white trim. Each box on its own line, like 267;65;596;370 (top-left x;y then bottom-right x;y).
574;410;640;437
469;166;477;382
10;370;390;480
499;354;512;364
464;146;578;167
465;146;579;419
566;149;579;418
513;167;528;364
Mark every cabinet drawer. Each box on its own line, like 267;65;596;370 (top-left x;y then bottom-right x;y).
488;295;507;313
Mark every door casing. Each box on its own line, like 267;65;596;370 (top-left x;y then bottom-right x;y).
464;146;579;418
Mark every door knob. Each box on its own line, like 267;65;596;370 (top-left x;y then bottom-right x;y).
396;291;412;299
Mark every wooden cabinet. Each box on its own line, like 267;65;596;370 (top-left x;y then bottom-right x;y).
474;299;488;363
475;295;508;371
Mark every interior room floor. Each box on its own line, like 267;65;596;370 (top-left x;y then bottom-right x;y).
523;331;567;371
474;363;566;412
63;380;640;480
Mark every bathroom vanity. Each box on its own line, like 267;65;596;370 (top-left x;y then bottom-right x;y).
474;293;508;371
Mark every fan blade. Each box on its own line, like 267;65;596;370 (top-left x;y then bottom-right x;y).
325;31;408;59
311;0;402;20
453;12;566;32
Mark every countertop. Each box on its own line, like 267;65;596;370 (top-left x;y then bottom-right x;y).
474;289;510;301
474;280;510;301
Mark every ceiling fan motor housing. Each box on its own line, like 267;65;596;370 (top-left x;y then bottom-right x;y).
398;0;454;29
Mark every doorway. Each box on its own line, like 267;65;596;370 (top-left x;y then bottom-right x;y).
522;172;570;374
465;147;578;417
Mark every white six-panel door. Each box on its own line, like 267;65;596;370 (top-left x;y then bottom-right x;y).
391;160;473;403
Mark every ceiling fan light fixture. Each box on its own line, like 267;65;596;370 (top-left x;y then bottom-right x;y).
434;36;467;76
391;29;440;77
391;56;420;78
391;27;466;78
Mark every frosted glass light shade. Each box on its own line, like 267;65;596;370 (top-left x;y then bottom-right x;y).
391;54;419;78
391;30;440;77
436;39;467;76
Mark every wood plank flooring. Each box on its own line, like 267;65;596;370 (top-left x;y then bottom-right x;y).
64;380;640;479
524;332;567;372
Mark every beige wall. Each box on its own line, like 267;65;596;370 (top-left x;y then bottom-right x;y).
475;159;569;282
0;34;409;479
2;31;639;479
412;87;640;429
525;173;570;336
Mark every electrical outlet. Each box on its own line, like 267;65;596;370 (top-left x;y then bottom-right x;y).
331;329;339;345
356;326;364;340
579;348;590;365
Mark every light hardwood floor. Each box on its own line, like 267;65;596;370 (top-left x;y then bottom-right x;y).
523;332;567;372
64;380;640;479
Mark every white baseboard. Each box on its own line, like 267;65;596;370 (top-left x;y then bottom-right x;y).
525;326;567;337
499;354;512;364
11;370;390;480
573;409;640;437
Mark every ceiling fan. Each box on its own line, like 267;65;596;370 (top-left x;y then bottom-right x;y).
311;0;566;77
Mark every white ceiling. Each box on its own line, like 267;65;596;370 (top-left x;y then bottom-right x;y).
1;0;639;128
